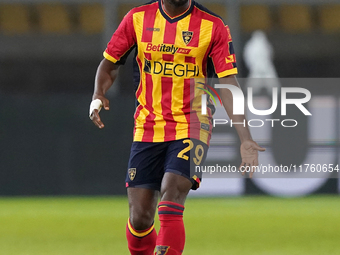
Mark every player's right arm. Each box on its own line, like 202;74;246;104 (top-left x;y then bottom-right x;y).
90;59;120;129
89;10;136;129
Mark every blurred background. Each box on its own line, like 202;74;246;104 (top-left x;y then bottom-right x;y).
0;1;339;254
0;0;340;195
1;0;340;196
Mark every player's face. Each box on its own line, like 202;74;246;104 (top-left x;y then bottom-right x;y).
165;0;189;8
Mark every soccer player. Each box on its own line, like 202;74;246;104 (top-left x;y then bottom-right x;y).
89;0;265;254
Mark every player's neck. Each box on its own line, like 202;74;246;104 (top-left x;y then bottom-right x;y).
162;0;190;18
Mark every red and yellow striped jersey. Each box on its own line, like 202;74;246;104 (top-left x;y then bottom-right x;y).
104;0;237;145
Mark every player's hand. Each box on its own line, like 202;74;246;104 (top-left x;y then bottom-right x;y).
89;95;110;129
239;140;265;178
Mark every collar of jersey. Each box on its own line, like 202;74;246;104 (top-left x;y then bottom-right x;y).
158;0;194;23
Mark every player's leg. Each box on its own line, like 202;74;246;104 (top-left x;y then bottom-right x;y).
128;188;159;230
155;139;208;255
155;173;191;255
160;172;192;205
126;187;159;255
125;141;167;255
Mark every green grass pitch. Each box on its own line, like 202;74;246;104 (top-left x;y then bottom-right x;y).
0;196;339;255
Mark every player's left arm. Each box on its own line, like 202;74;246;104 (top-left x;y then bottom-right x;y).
209;21;265;177
219;75;265;178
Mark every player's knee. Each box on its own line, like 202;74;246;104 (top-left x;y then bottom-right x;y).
161;174;192;204
130;208;154;230
161;186;188;205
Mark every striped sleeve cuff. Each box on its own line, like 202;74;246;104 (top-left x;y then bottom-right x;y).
217;68;238;78
103;51;118;63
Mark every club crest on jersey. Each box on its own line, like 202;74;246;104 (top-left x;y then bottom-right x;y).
182;31;193;45
128;168;136;181
155;245;170;255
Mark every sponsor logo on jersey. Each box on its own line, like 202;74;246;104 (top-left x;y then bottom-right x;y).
128;168;136;181
225;25;232;40
182;31;193;45
146;43;191;55
146;27;160;32
155;246;170;255
143;59;199;77
144;59;152;73
225;55;235;64
201;123;210;131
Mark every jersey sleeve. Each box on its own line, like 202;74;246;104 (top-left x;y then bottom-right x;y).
209;23;238;78
103;11;136;64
